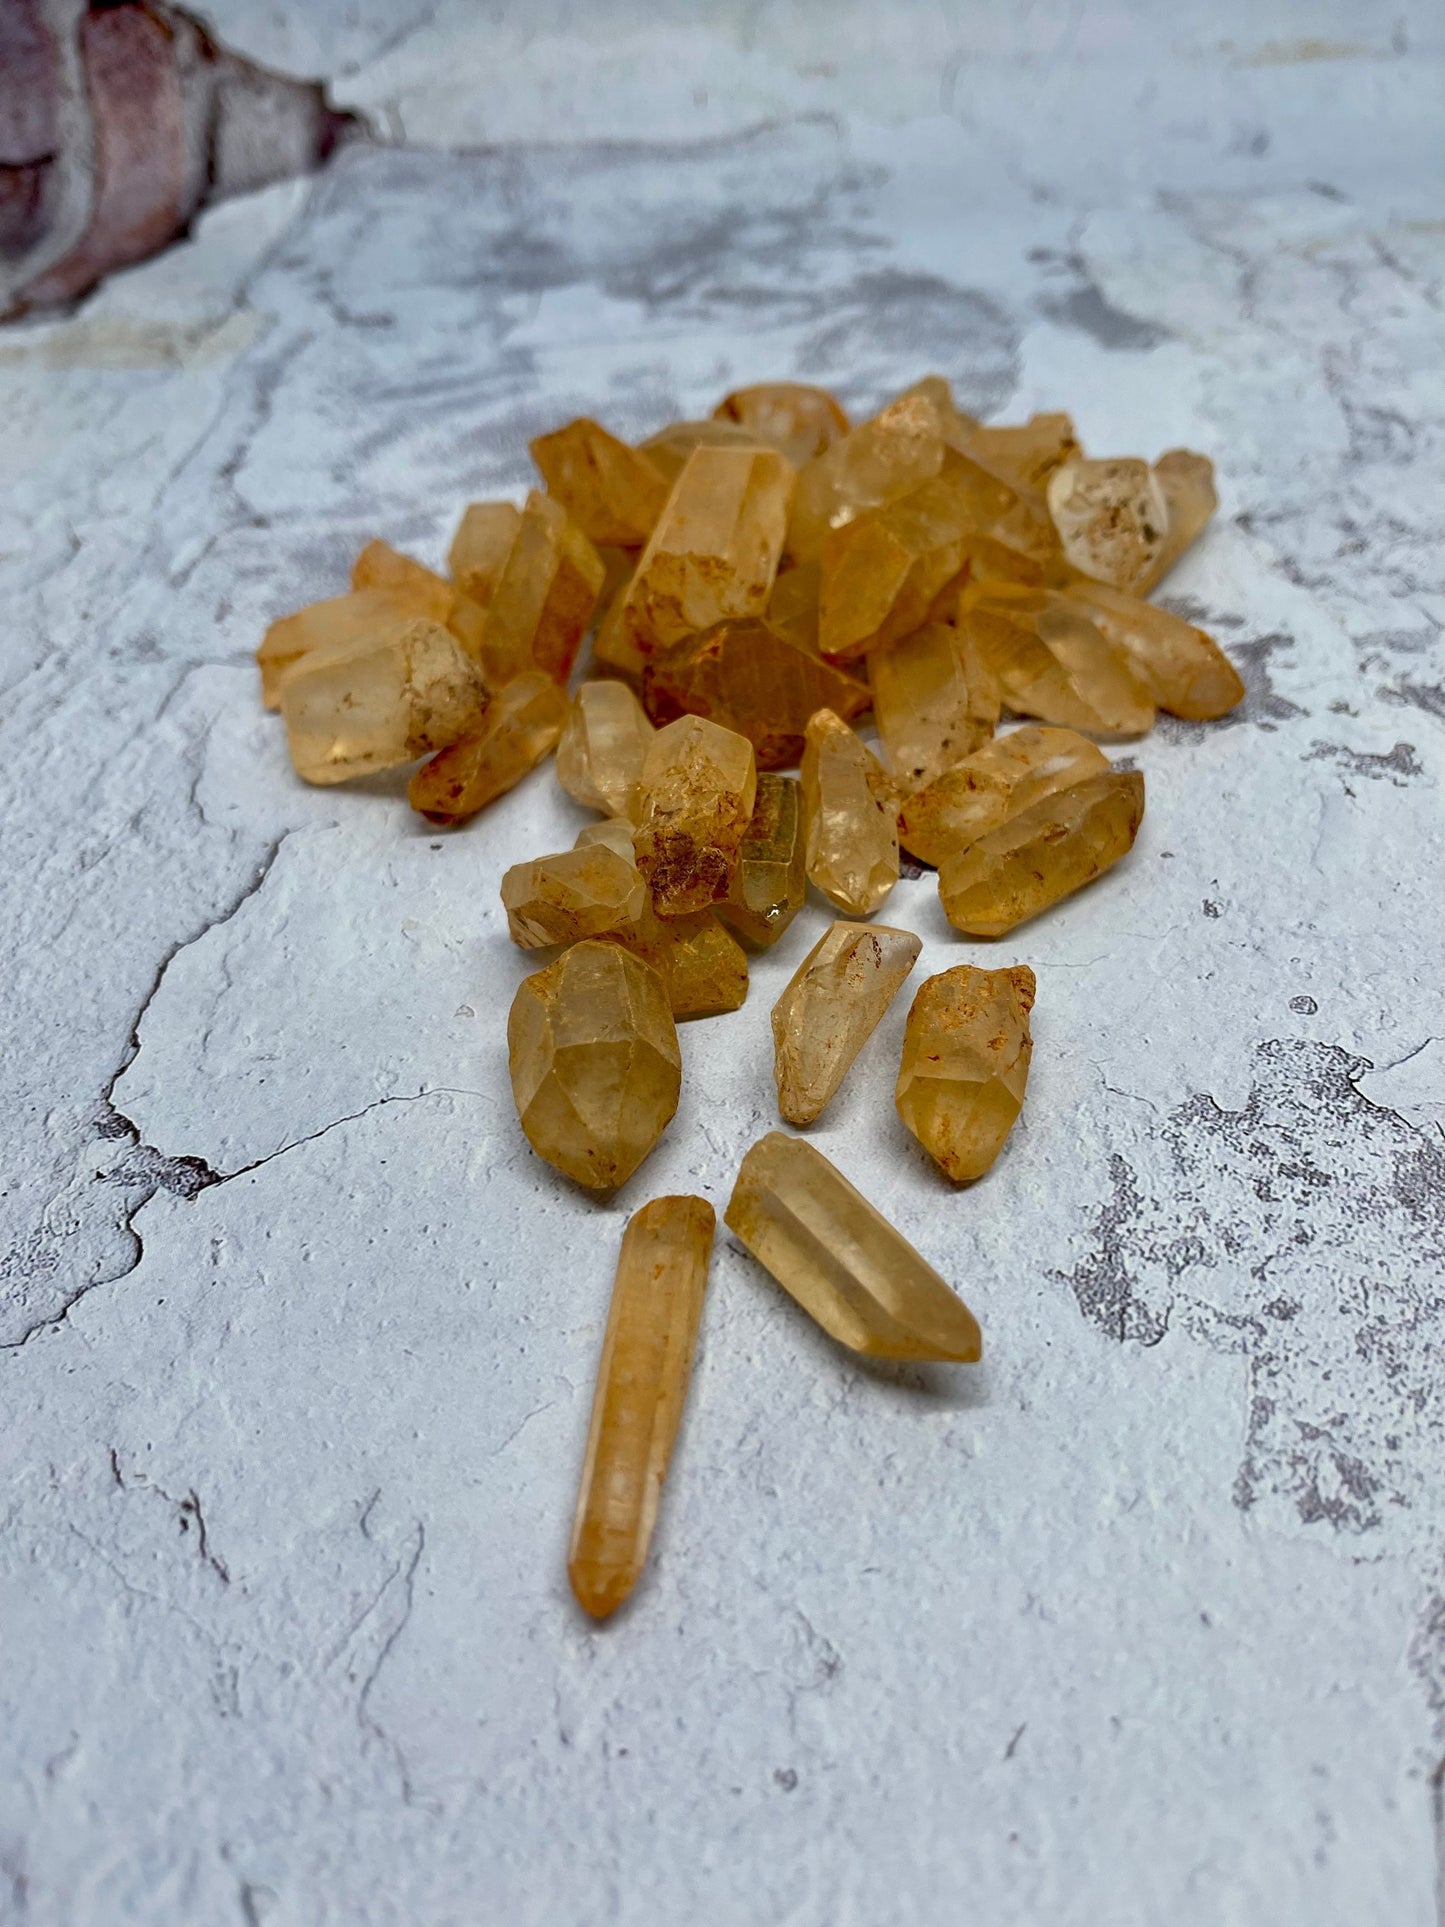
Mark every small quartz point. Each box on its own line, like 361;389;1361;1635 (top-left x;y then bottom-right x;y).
351;540;456;621
772;920;922;1125
448;501;523;606
766;561;822;654
634;714;758;918
1062;577;1243;720
643;620;870;769
870;621;999;793
938;768;1145;936
898;724;1109;867
725;1132;982;1362
575;818;637;862
623;445;795;656
963;598;1156;737
529;417;672;548
639;416;773;485
258;588;431;709
896;964;1035;1181
713;383;850;467
501;845;649;949
719;773;807;948
473;489;606;685
508;941;681;1188
1046;458;1169;595
645;908;749;1019
568;1195;715;1620
1141;449;1218;589
408;669;567;826
787;394;946;565
955;413;1080;496
556;679;655;821
801;709;899;917
280;618;489;785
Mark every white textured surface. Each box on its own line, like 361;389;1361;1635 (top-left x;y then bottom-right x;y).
3;45;1444;1927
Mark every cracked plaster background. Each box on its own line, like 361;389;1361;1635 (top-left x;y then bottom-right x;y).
2;7;1444;1923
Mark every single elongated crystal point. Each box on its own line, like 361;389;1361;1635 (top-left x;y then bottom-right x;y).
801;709;899;916
787;394;946;564
501;846;650;948
643;621;869;769
956;413;1080;496
647;909;749;1018
640;417;773;485
529;417;672;548
896;965;1035;1180
938;768;1145;936
898;724;1109;866
474;489;606;685
1061;577;1243;720
258;588;434;709
351;540;457;621
408;669;567;825
725;1133;982;1362
556;679;655;821
508;942;681;1188
569;1195;715;1619
719;774;807;947
963;600;1156;737
713;383;850;467
1140;448;1218;589
772;921;922;1125
280;618;490;785
1046;458;1169;594
869;620;999;793
448;501;523;605
634;714;758;917
624;445;795;656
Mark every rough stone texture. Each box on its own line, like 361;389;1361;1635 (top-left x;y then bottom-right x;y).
2;25;1444;1921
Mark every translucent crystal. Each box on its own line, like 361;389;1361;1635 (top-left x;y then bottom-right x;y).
938;768;1145;936
280;618;489;786
719;773;807;948
556;679;655;821
575;818;637;861
1142;448;1218;589
772;920;922;1125
898;724;1109;867
896;964;1035;1180
623;446;795;657
787;394;946;564
645;908;749;1019
590;579;650;684
1046;458;1169;594
643;620;869;769
507;941;681;1189
713;382;850;467
962;598;1156;736
766;561;821;654
529;416;672;548
801;709;899;917
869;620;999;793
639;417;773;486
448;501;523;606
634;714;758;918
258;587;428;709
351;540;456;621
568;1194;714;1619
1061;577;1243;719
501;845;649;949
469;490;605;687
957;413;1079;495
408;669;567;826
725;1132;982;1362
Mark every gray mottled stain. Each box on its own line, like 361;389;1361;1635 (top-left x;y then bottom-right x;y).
1040;279;1169;352
1304;738;1423;785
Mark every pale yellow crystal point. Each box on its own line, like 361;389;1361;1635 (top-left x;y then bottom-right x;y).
476;490;606;685
639;416;774;485
869;621;999;793
1061;577;1243;719
896;964;1035;1180
530;417;671;548
507;942;681;1189
1046;457;1169;594
725;1132;982;1362
1140;448;1218;589
501;846;649;949
801;709;899;917
939;768;1145;936
643;621;869;770
713;383;850;467
962;598;1156;736
772;920;922;1125
448;501;523;606
351;540;457;622
787;394;945;564
634;714;758;917
647;909;749;1019
408;669;567;826
568;1194;714;1619
258;588;431;708
766;561;822;654
898;724;1109;867
556;679;655;821
575;818;637;861
719;774;807;948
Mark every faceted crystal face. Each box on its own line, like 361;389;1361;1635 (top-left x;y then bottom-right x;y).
766;561;821;654
529;416;672;548
869;621;999;793
590;580;650;684
623;446;795;657
643;620;869;770
575;818;637;861
568;1194;714;1619
896;964;1035;1181
719;773;807;948
408;669;567;826
1046;457;1170;594
258;588;430;709
351;540;456;622
963;599;1156;737
477;489;606;686
898;724;1109;867
1143;448;1218;590
957;412;1079;495
555;679;655;821
771;920;922;1125
938;767;1145;936
1062;577;1243;720
501;845;650;949
639;416;774;485
787;394;946;565
448;501;523;606
634;714;758;918
507;941;681;1189
280;618;490;786
725;1132;982;1362
801;709;899;917
712;383;850;467
645;909;749;1019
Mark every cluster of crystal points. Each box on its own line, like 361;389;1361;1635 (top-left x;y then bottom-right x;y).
252;373;1249;1620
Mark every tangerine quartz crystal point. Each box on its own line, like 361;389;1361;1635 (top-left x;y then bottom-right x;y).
712;382;850;467
574;818;637;861
447;501;523;606
500;845;650;949
719;773;807;948
639;416;775;485
1060;577;1243;720
555;679;655;821
258;587;441;708
724;1132;982;1362
1140;448;1219;589
642;620;869;769
938;767;1145;937
1045;457;1170;594
786;393;946;564
351;540;457;621
407;669;567;826
869;620;999;793
474;489;606;686
529;416;672;548
896;964;1036;1181
568;1194;715;1620
634;714;758;918
897;724;1109;867
800;709;899;917
962;599;1156;737
507;941;681;1189
771;920;923;1126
